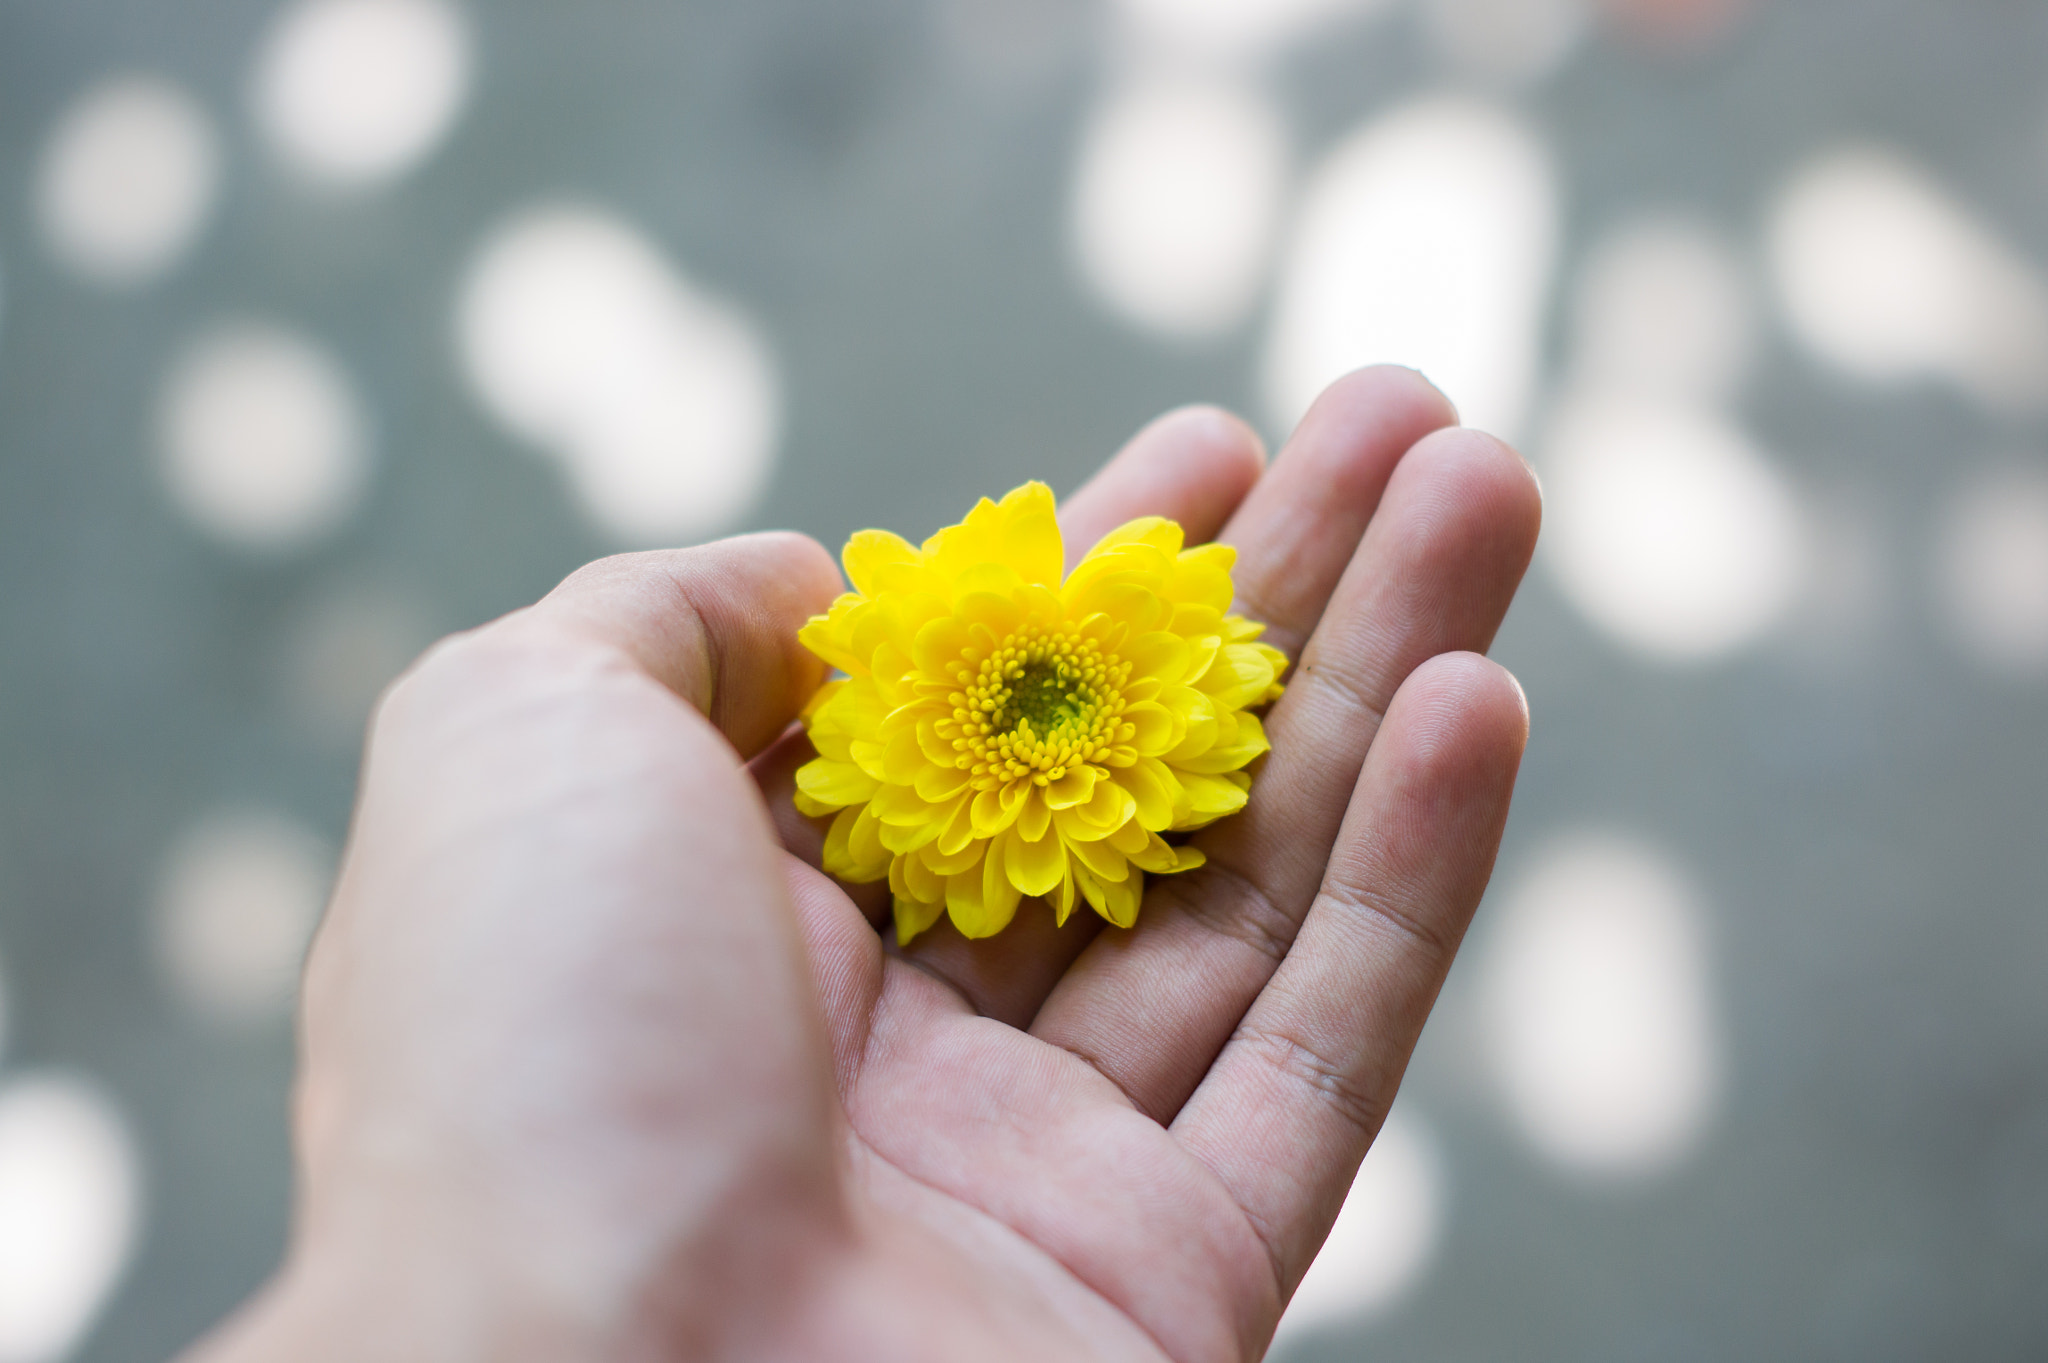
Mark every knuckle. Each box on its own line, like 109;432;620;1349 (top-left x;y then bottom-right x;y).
1157;857;1300;966
1235;1027;1388;1140
1316;877;1455;966
1297;655;1389;730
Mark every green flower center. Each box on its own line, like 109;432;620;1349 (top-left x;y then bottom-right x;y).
994;658;1096;738
937;624;1135;790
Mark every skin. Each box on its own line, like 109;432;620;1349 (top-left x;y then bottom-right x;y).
182;366;1542;1363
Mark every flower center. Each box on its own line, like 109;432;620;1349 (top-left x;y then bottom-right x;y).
942;624;1132;789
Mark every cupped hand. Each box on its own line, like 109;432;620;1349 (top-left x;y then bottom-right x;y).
185;368;1540;1363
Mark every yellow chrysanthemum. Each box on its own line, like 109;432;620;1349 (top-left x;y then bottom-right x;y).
794;481;1288;945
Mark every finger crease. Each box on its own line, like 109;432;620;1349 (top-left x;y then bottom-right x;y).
1154;859;1299;966
1316;878;1455;966
1227;1027;1390;1293
1235;1028;1389;1141
1299;656;1389;730
1046;1037;1152;1118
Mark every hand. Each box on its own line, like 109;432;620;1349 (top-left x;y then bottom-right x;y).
183;367;1540;1363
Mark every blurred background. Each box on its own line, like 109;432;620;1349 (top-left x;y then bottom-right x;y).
2;0;2046;1358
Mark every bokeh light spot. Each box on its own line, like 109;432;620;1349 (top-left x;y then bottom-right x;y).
1069;75;1287;339
1273;1105;1445;1346
284;586;438;745
1481;833;1722;1177
1543;397;1803;661
251;0;471;189
1572;214;1755;403
1113;0;1387;60
152;810;333;1025
1935;465;2048;675
1263;97;1558;441
1768;148;2048;410
0;1074;141;1363
35;75;220;288
156;323;373;553
1422;0;1589;85
458;204;782;545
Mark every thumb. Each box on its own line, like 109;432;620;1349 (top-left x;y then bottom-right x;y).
520;531;844;759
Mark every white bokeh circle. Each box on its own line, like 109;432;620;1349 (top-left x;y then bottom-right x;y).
152;810;332;1024
156;323;373;553
1264;97;1558;442
1480;833;1722;1177
36;75;220;287
0;1074;142;1363
252;0;472;188
1768;147;2048;410
458;204;782;545
1069;74;1288;339
1542;397;1804;662
1935;465;2048;675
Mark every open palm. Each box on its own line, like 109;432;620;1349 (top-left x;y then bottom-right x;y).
187;368;1538;1363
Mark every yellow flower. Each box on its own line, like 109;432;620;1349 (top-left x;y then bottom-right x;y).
794;482;1288;945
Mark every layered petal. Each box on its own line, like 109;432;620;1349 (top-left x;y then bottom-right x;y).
793;482;1285;940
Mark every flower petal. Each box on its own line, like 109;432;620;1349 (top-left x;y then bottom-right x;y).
1122;632;1192;687
912;616;973;680
914;762;970;803
1108;818;1152;856
1170;602;1224;638
921;831;982;878
797;597;866;674
935;796;978;857
1017;790;1052;842
1176;710;1270;774
1167;543;1237;611
797;758;879;810
1088;515;1184;558
871;781;937;827
1053;867;1079;925
1122;701;1183;756
1197;642;1279;711
1126;831;1181;873
1043;765;1097;810
993;482;1065;587
895;894;946;946
1096;872;1143;928
1162;689;1218;764
824;805;890;882
1076;863;1142;929
1005;822;1066;898
882;728;925;784
849;738;888;781
1117;756;1179;831
879;809;944;855
903;851;945;902
1179;771;1250;823
1069;834;1130;883
947;834;1022;938
843;530;919;595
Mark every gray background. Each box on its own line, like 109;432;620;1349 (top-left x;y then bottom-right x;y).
1;1;2044;1359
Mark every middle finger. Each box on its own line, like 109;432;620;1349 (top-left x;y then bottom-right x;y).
1031;401;1540;1121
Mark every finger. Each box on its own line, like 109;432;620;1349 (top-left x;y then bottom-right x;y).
899;405;1265;1023
1221;366;1460;661
519;531;843;760
1170;654;1527;1310
1032;425;1542;1120
1058;404;1267;564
